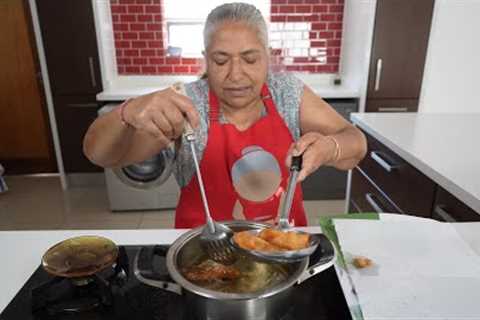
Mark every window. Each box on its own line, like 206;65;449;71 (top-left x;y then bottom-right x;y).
163;0;270;57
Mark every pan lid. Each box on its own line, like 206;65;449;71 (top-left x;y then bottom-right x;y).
42;235;118;278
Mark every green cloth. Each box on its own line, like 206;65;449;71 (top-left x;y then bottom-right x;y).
318;213;379;268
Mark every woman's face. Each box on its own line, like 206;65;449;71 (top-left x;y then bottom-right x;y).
205;21;269;110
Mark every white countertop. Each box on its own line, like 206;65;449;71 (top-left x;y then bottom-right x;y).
2;216;480;319
97;84;360;101
351;113;480;214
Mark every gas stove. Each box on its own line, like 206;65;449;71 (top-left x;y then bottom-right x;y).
0;245;352;320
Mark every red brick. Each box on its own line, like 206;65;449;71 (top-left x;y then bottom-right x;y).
124;49;140;56
309;32;317;39
190;66;202;74
136;0;153;4
127;5;143;13
156;49;165;55
321;14;336;21
288;0;304;3
140;49;156;56
120;14;136;22
147;24;162;31
114;33;122;40
304;14;320;22
319;31;334;39
112;15;119;22
279;5;295;13
335;31;342;38
329;5;344;13
149;58;165;64
311;40;326;47
138;14;153;22
111;5;126;13
316;65;333;72
155;32;163;39
286;65;302;71
130;23;146;31
305;0;321;3
154;14;162;22
145;5;161;13
327;39;341;46
271;0;287;4
338;0;344;4
141;66;157;73
181;58;197;65
331;64;339;72
271;6;279;13
113;23;128;31
334;48;341;55
139;32;155;40
294;57;310;63
312;23;327;30
132;41;147;48
166;57;181;65
119;0;135;4
115;40;130;48
123;32;138;40
301;65;316;72
117;58;131;65
327;22;342;30
157;66;173;73
148;40;163;48
313;5;328;12
116;49;123;57
320;0;336;3
327;56;339;63
118;66;125;74
336;13;343;21
174;66;189;73
270;15;286;22
295;5;311;13
287;16;303;22
133;58;148;64
125;66;140;73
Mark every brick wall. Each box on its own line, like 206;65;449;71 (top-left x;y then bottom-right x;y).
111;0;344;75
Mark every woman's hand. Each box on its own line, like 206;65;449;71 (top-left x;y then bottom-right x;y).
122;87;200;144
286;132;338;182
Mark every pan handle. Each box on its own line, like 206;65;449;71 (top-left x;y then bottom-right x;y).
297;234;336;285
134;245;182;295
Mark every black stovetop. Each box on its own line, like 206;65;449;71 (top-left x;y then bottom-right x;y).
0;245;352;320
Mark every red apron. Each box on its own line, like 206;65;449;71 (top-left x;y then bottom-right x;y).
175;84;307;228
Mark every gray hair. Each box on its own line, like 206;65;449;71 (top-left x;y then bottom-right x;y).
203;3;269;51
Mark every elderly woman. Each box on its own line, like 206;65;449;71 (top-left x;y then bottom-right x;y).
83;3;366;228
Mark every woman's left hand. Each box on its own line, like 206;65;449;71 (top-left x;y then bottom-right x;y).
286;132;337;182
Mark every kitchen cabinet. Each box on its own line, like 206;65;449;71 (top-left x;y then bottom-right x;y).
36;0;102;95
36;0;103;173
302;99;358;200
54;96;102;173
349;129;436;217
432;187;480;222
366;0;434;112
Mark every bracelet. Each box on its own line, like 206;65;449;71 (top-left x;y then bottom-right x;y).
118;98;132;127
326;135;340;163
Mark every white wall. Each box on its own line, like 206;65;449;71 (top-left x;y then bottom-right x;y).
340;0;377;112
419;0;480;113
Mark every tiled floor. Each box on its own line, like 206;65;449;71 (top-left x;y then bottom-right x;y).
0;176;346;230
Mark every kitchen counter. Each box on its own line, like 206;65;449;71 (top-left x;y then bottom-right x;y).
97;82;359;101
2;216;480;319
351;113;480;214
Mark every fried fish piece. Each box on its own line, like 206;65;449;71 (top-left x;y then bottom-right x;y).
183;260;241;282
259;228;310;251
233;231;280;252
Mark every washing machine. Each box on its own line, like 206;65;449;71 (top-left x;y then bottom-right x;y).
98;104;180;211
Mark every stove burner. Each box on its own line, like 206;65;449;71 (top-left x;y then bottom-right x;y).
31;246;129;318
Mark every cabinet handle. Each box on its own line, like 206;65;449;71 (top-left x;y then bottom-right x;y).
378;107;408;112
67;103;100;108
365;193;385;213
370;151;399;172
374;58;383;91
88;57;97;88
433;205;456;222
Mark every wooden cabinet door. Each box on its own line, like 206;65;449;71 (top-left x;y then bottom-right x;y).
54;96;102;173
367;0;434;99
432;187;480;222
36;0;102;95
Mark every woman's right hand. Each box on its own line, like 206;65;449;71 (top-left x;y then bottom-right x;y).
122;87;200;144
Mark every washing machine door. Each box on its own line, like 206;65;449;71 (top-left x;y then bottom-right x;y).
113;154;173;189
